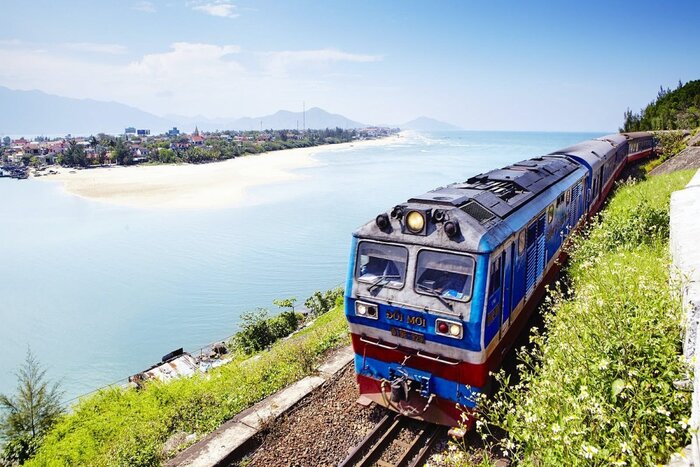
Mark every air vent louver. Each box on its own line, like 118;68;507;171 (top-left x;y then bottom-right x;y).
460;201;495;223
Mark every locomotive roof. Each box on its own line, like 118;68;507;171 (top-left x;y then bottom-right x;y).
354;154;585;252
407;155;579;219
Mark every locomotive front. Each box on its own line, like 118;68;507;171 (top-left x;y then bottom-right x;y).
345;197;492;427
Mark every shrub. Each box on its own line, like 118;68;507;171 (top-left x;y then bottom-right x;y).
304;287;344;317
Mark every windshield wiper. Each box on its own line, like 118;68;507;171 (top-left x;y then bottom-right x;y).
416;283;453;310
368;274;401;293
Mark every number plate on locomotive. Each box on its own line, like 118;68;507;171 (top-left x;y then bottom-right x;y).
390;327;425;344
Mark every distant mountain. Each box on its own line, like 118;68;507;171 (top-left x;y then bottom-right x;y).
0;86;458;136
169;107;366;131
399;116;461;131
0;86;174;136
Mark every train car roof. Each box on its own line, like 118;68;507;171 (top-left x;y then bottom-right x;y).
548;138;618;168
596;133;627;146
621;131;654;139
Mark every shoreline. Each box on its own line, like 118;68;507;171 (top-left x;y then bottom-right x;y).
35;134;405;210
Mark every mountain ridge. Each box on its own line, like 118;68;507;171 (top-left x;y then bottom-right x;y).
0;86;460;135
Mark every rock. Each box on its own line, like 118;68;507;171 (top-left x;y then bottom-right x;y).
162;431;188;456
688;132;700;147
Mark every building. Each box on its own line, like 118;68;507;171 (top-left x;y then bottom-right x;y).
125;127;136;135
136;129;150;136
166;127;180;137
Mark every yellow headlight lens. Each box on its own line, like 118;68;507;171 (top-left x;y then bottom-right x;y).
449;324;461;336
406;211;425;233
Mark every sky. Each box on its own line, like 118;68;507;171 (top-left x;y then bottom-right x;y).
1;0;699;131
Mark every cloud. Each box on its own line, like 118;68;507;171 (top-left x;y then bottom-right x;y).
60;42;128;55
132;1;156;13
0;41;383;119
260;48;383;76
190;1;238;18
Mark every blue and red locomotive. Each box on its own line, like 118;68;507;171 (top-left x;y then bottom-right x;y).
344;132;655;427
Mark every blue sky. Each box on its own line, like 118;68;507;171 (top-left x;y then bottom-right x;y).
1;0;699;131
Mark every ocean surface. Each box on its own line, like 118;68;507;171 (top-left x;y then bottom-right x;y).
0;130;604;402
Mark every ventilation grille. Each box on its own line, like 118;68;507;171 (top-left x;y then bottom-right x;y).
460;201;495;223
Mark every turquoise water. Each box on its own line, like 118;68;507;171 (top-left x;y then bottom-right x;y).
0;130;604;401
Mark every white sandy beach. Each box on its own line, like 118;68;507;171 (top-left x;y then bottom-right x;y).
37;134;404;210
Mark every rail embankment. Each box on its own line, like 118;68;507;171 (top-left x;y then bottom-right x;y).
24;304;350;466
670;169;700;465
458;170;695;466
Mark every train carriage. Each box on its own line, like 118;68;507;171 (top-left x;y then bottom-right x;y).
344;132;655;427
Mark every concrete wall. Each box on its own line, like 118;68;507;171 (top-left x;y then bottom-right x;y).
670;169;700;465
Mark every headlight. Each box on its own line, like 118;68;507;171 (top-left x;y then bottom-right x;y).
406;211;425;233
355;301;378;319
435;318;462;339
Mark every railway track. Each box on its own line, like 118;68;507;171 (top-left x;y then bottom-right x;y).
339;413;443;467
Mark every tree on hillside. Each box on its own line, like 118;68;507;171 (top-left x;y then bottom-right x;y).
621;79;700;131
0;349;63;465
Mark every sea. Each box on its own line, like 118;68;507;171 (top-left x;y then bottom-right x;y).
0;130;605;403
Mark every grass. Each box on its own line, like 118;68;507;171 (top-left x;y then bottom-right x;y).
27;304;349;466
452;170;695;466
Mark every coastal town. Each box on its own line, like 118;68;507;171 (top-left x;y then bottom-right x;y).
0;125;398;179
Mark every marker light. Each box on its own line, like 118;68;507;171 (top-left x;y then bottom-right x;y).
406;211;425;233
436;319;463;339
355;301;378;320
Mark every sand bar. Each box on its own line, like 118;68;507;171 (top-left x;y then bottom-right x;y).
37;134;403;210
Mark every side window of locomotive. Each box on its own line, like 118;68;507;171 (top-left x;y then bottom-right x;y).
488;257;501;296
356;242;408;287
518;229;526;255
415;250;474;301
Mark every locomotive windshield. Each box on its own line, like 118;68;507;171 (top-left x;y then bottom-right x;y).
415;250;474;301
356;242;408;288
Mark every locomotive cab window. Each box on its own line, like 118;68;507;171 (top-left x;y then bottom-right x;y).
356;242;408;288
415;250;474;301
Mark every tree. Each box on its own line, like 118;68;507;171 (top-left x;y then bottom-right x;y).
59;140;89;168
272;297;297;312
113;138;132;165
0;349;63;464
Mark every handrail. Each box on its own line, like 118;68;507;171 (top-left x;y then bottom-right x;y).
416;350;460;366
360;336;399;350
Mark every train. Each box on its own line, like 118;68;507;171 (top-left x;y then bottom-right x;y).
343;131;655;428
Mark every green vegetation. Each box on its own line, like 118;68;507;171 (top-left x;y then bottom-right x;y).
460;170;693;466
231;308;303;354
304;287;344;318
622;80;700;131
56;128;379;168
24;298;348;466
0;349;63;466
